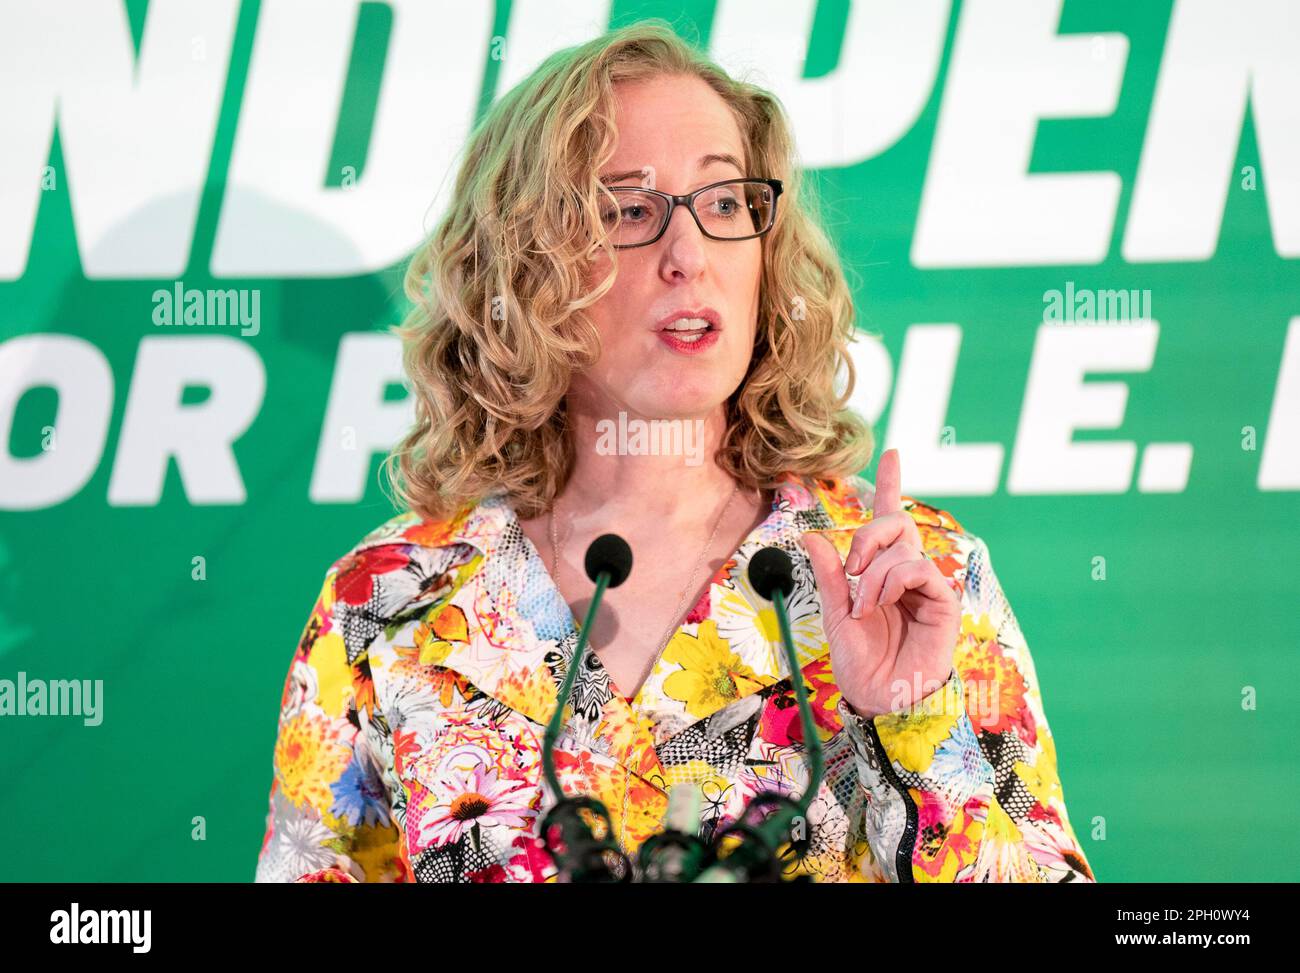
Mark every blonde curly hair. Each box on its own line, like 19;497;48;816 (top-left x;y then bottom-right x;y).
383;18;874;522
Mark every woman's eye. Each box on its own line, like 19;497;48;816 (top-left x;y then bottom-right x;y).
601;203;648;224
711;196;741;217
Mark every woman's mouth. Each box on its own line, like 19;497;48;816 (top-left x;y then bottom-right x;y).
657;317;720;354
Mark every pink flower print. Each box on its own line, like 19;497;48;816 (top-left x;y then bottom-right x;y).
414;763;538;851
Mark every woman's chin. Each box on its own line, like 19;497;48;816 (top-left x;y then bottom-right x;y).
624;391;726;420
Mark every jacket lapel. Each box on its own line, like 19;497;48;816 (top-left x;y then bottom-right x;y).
628;475;869;756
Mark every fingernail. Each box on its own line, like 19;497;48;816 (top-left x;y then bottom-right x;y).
846;552;860;574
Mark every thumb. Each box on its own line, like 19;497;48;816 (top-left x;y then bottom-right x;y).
801;530;851;625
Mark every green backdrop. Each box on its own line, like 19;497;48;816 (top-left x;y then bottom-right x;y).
2;0;1297;881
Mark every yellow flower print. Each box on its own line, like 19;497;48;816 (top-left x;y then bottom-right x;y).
973;799;1042;882
275;713;351;811
496;662;559;723
984;797;1022;844
345;821;405;882
598;703;659;777
623;772;671;854
307;631;350;718
415;603;469;666
661;620;773;719
959;610;998;646
954;636;1029;737
874;704;959;775
917;523;961;559
1015;728;1061;806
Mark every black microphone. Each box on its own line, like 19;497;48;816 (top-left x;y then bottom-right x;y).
585;533;632;587
540;533;634;881
748;546;794;600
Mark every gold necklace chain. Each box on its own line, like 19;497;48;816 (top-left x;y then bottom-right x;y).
548;480;743;865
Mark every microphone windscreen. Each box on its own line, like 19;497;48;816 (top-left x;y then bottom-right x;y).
585;534;633;587
748;546;795;601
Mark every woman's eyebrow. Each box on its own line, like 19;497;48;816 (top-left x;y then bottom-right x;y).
598;152;746;186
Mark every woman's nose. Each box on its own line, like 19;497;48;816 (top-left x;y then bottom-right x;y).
658;204;708;278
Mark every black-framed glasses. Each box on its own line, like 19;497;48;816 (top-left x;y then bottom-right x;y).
599;178;783;249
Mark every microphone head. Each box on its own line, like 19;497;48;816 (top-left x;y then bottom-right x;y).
585;534;633;587
748;546;795;601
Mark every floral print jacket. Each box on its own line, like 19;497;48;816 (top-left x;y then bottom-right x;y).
254;473;1095;883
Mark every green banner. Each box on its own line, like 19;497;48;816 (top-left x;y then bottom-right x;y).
1;0;1297;881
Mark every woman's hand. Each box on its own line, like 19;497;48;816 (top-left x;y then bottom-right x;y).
802;448;963;720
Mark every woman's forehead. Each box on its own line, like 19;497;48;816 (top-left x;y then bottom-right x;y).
604;117;747;189
609;75;744;147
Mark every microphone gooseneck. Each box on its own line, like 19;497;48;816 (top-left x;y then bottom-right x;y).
539;533;634;881
693;545;825;882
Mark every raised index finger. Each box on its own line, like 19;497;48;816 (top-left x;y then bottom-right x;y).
872;447;902;518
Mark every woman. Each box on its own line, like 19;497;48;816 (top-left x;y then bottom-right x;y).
254;21;1095;884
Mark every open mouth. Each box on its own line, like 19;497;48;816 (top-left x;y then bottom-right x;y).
659;318;716;344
